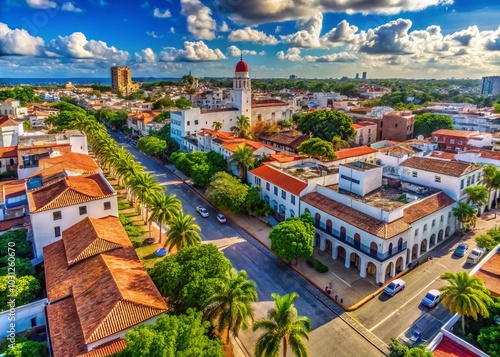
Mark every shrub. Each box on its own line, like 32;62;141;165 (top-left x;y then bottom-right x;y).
306;256;328;273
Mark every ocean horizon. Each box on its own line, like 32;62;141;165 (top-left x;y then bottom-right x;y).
0;77;180;86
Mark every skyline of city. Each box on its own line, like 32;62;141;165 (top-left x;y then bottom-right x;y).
0;0;499;79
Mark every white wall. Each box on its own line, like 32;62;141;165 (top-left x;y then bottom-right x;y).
31;196;118;258
0;298;47;338
69;135;88;155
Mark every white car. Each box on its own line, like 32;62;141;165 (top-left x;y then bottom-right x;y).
421;289;441;308
216;214;227;224
196;206;209;218
384;279;406;296
467;248;486;265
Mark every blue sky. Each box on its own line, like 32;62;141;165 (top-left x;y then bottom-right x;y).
0;0;499;79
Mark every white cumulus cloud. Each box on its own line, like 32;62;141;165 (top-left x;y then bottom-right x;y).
0;22;45;56
228;27;278;45
227;45;264;56
153;8;172;18
61;2;83;12
160;41;226;62
26;0;56;9
135;48;157;63
276;47;357;62
280;12;323;48
146;31;163;38
181;0;217;40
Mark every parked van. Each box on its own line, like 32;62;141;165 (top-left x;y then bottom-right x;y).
466;248;486;265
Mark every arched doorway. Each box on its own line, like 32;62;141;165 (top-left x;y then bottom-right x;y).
438;230;444;243
315;213;321;227
370;242;377;257
326;219;332;234
340;226;346;240
367;262;377;277
315;233;320;247
430;234;436;248
385;261;394;278
420;239;427;254
337;246;347;262
396;257;404;272
350;252;361;270
354;233;361;248
445;226;450;237
398;238;403;250
388;243;393;256
325;239;332;254
411;244;418;260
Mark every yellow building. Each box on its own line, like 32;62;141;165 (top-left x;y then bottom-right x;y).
110;66;139;96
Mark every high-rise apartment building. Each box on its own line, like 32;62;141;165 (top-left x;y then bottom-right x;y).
110;66;139;96
362;71;367;80
481;76;500;96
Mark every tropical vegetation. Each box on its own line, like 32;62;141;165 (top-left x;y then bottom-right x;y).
206;172;250;213
296;110;356;141
413;113;454;137
452;202;477;230
164;212;202;251
269;214;315;264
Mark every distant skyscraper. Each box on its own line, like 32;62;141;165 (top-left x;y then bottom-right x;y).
481;76;500;96
289;74;298;80
362;72;367;80
110;66;139;96
355;73;359;79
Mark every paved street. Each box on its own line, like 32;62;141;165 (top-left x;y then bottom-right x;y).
109;132;385;357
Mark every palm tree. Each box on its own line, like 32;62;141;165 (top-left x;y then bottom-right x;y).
166;212;201;251
464;185;489;215
253;292;310;357
212;121;223;131
231;114;251;138
148;191;182;244
204;269;258;345
452;202;477;230
129;173;162;222
229;145;255;183
482;165;500;211
331;136;350;150
439;272;493;334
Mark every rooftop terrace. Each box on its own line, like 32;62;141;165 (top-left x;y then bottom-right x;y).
282;163;338;181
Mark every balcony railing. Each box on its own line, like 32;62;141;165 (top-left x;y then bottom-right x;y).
315;221;407;262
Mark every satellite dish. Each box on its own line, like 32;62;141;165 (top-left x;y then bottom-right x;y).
417;135;424;140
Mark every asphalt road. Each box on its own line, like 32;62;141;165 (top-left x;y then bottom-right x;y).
109;131;385;357
350;232;478;345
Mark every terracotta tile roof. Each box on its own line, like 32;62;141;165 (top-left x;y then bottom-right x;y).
78;340;127;357
222;139;274;153
459;149;500;161
0;146;17;158
352;124;363;129
428;151;457;161
433;336;480;357
403;192;455;224
250;164;307;196
475;252;500;297
0;216;30;233
400;157;481;177
44;238;167;347
301;192;410;239
28;173;115;213
432;129;480;138
197;129;234;140
0;116;19;127
46;296;88;357
2;179;26;199
260;132;310;150
62;216;132;266
377;144;417;156
252;99;288;108
269;153;302;163
30;153;100;178
334;146;377;160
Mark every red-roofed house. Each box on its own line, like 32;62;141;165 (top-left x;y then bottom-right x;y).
0;146;18;172
332;146;377;165
0;115;24;146
432;129;480;152
351;121;377;145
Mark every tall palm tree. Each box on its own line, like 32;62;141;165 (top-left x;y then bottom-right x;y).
439;272;493;334
231;114;251;138
452;202;477;230
129;173;162;222
229;145;255;183
464;185;489;215
166;212;201;251
204;269;258;345
331;135;350;150
253;292;310;357
212;121;223;131
148;191;182;244
482;165;500;211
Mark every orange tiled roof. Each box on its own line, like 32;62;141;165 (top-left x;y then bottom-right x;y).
475;253;500;297
260;132;310;150
0;116;19;127
400;157;481;177
428;151;457;161
269;153;301;163
250;164;307;196
0;216;30;233
403;192;455;224
378;144;417;156
78;340;127;357
432;129;480;138
460;149;500;161
197;129;234;140
62;216;132;266
334;146;377;160
433;336;480;357
33;153;100;177
0;146;17;158
27;173;115;213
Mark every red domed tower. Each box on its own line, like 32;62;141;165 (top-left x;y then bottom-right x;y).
233;54;251;117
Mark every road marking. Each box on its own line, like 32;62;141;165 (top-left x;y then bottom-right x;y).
368;278;441;332
330;272;352;287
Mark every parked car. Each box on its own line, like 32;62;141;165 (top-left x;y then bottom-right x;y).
196;206;209;218
467;248;486;265
383;279;406;296
453;243;469;257
421;289;441;308
216;214;227;224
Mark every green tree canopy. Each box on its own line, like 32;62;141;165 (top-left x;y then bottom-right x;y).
297;110;356;141
477;325;500;357
206;172;249;213
0;229;31;258
150;244;232;312
117;309;223;357
413;113;454;138
269;216;314;263
153;98;175;110
1;337;48;357
297;138;336;161
452;202;477;230
0;257;35;277
475;233;497;251
175;96;192;109
136;136;167;157
388;338;432;357
0;275;41;312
